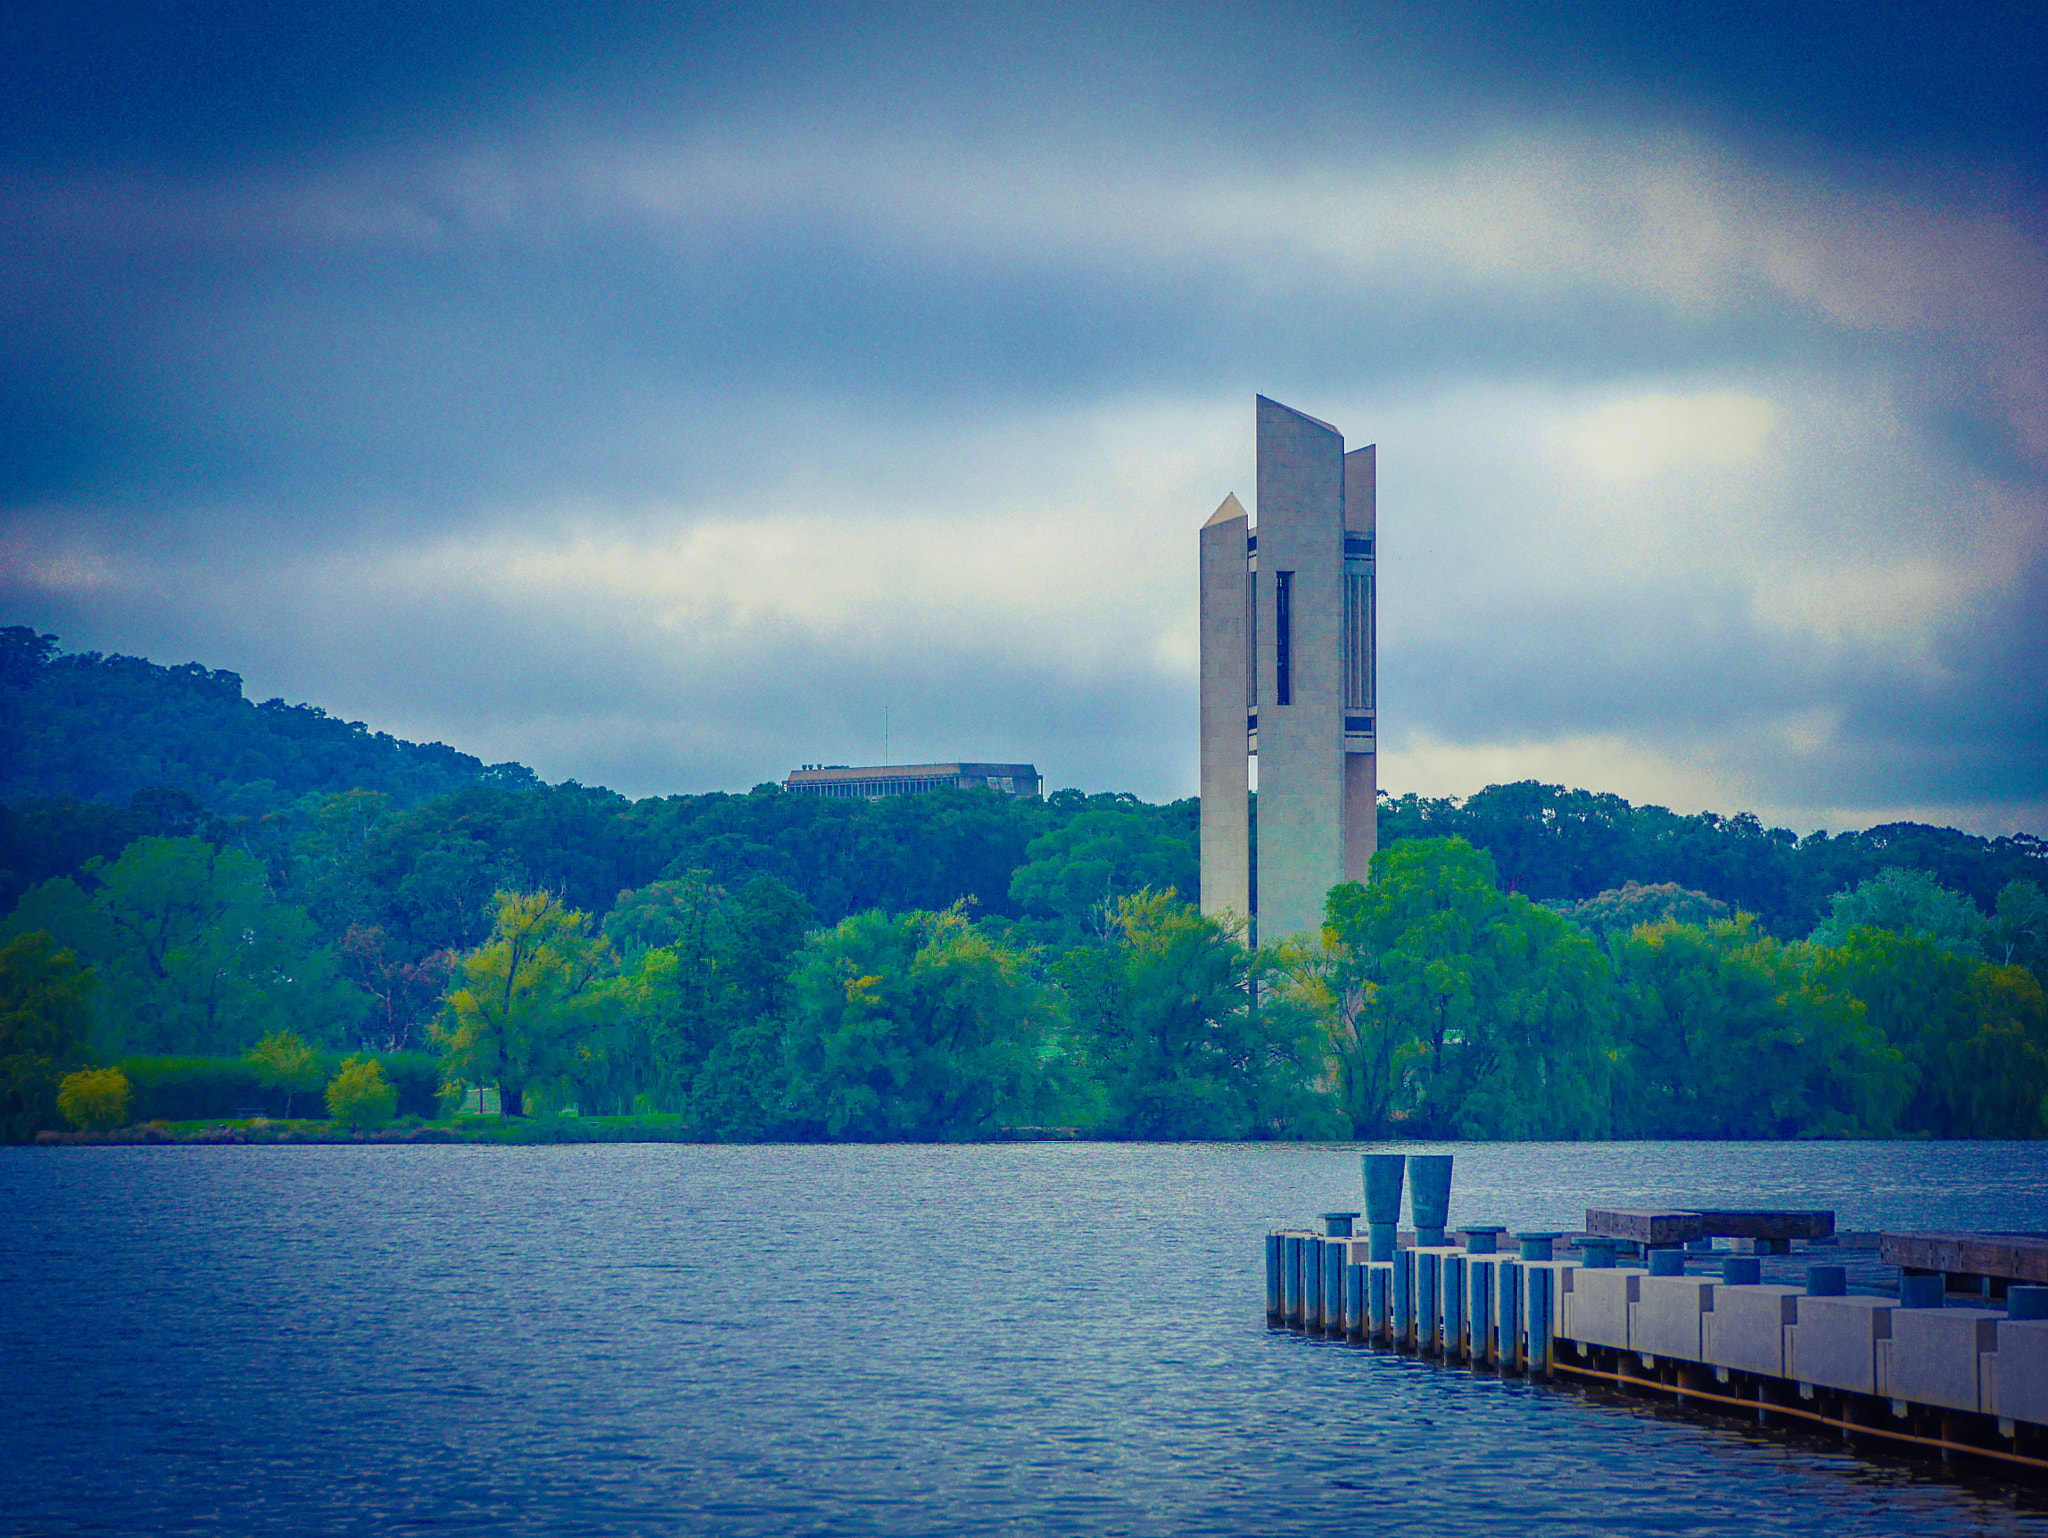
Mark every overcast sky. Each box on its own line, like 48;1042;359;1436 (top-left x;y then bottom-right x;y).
4;1;2043;834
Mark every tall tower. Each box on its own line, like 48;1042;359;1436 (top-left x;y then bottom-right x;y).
1199;396;1376;942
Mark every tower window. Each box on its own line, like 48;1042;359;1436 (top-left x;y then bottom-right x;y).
1275;570;1293;706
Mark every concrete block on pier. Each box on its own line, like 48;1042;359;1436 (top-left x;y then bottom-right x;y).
1631;1275;1715;1363
1786;1295;1895;1395
1703;1284;1800;1377
1562;1266;1637;1350
1878;1307;1999;1413
1987;1319;2048;1426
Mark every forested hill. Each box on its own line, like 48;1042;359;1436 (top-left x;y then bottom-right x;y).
1;625;2040;950
0;627;537;813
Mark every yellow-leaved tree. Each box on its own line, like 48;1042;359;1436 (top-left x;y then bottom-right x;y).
325;1056;397;1130
57;1066;129;1131
244;1029;323;1118
436;891;615;1118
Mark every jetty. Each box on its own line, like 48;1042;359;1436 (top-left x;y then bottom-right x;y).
1266;1155;2048;1475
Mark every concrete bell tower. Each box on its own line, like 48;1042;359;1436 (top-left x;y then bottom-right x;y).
1199;396;1376;942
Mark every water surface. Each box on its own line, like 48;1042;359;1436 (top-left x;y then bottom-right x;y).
5;1140;2046;1536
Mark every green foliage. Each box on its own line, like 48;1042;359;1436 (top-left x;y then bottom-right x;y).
115;1051;441;1121
1058;890;1338;1139
0;931;96;1141
1815;927;2048;1137
780;905;1062;1141
1613;919;1908;1138
436;890;616;1117
325;1056;398;1130
57;1066;130;1131
3;837;367;1055
243;1030;323;1117
0;627;526;817
1809;866;1990;957
1008;803;1198;940
1322;839;1617;1139
1545;882;1732;934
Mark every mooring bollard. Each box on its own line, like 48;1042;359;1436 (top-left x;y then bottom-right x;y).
1649;1248;1687;1278
1806;1263;1847;1297
1897;1272;1942;1308
1407;1155;1453;1246
1578;1239;1617;1269
1723;1255;1762;1286
2008;1285;2048;1320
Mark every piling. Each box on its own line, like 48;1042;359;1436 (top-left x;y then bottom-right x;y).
1407;1155;1453;1246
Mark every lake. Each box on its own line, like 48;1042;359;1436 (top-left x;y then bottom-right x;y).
5;1140;2047;1536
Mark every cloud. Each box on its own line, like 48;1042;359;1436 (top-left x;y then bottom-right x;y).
2;8;2043;837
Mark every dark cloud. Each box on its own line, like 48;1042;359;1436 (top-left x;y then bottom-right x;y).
2;1;2043;832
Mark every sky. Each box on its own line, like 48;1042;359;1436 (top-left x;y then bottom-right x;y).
3;1;2044;835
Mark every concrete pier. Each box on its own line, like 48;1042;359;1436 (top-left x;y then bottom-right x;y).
1266;1195;2048;1477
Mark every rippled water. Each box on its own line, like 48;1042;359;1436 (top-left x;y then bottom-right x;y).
5;1140;2048;1537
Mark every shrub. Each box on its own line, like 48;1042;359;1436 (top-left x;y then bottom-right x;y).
117;1049;444;1121
243;1030;322;1117
57;1066;130;1130
326;1057;397;1130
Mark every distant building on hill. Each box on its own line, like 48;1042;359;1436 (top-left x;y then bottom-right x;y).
782;762;1044;800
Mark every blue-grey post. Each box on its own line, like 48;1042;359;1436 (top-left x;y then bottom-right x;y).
1723;1256;1762;1286
1285;1235;1306;1322
1392;1253;1413;1348
1347;1263;1367;1341
1578;1240;1617;1269
1416;1252;1441;1354
1407;1155;1453;1246
1518;1232;1559;1262
1305;1237;1325;1331
1806;1264;1847;1297
1469;1262;1494;1363
1525;1268;1553;1376
2008;1285;2048;1320
1442;1254;1466;1358
1459;1225;1503;1255
1897;1272;1942;1307
1497;1261;1522;1369
1265;1233;1282;1315
1325;1242;1347;1334
1322;1211;1358;1238
1649;1248;1686;1278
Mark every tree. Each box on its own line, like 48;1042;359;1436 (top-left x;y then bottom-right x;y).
1321;838;1618;1139
1009;807;1198;940
3;837;367;1055
1615;920;1908;1138
244;1029;323;1118
57;1066;129;1131
436;890;615;1117
0;931;96;1141
1815;925;2048;1137
780;905;1060;1140
1057;889;1337;1140
1547;882;1732;935
1809;867;1989;957
325;1057;397;1130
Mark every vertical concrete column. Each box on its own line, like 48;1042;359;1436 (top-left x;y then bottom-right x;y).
1807;1264;1847;1297
1498;1261;1522;1370
1407;1155;1453;1246
2007;1286;2048;1319
1525;1268;1554;1376
1363;1155;1403;1264
1285;1235;1306;1324
1305;1237;1325;1332
1393;1249;1413;1349
1265;1233;1282;1316
1415;1251;1442;1354
1578;1240;1617;1269
1443;1255;1467;1359
1341;443;1376;885
1252;396;1347;942
1347;1262;1368;1342
1325;1241;1347;1334
1322;1211;1358;1238
1469;1260;1494;1363
1723;1256;1762;1286
1649;1249;1687;1278
1897;1272;1942;1307
1198;494;1251;923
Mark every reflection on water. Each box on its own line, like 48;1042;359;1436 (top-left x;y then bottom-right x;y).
4;1140;2046;1536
